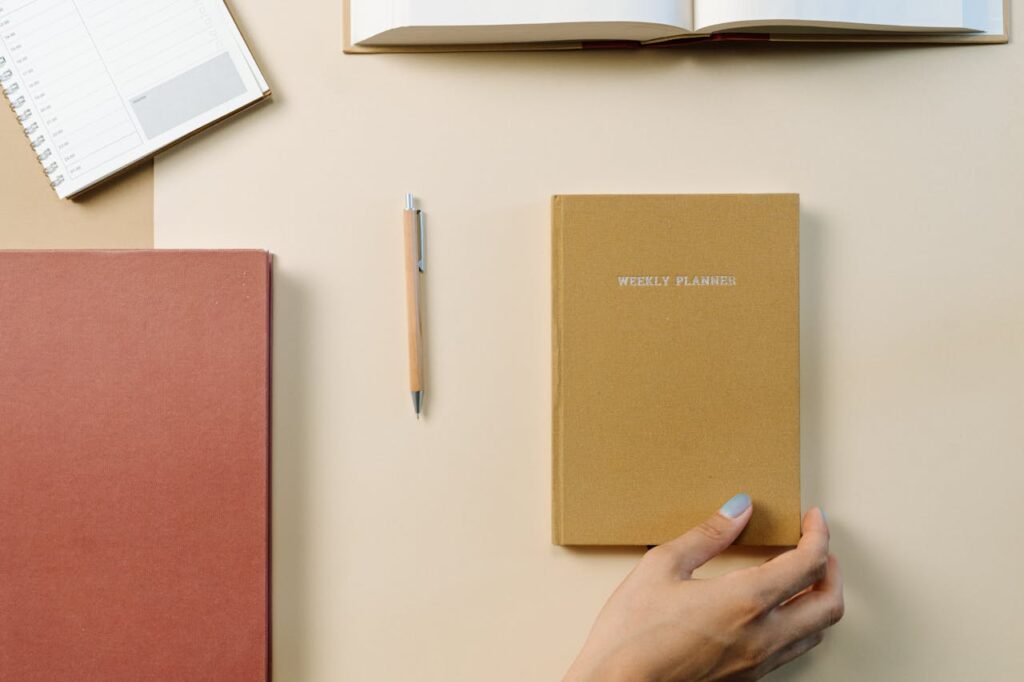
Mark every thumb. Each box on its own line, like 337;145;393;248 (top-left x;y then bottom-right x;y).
659;493;753;577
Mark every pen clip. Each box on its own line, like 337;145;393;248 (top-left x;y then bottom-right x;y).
406;194;425;273
418;211;425;273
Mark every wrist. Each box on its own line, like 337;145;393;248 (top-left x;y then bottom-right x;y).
564;648;654;682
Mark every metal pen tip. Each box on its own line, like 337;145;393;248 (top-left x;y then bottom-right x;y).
405;193;414;210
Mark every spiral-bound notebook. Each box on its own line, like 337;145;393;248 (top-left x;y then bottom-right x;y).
0;0;269;199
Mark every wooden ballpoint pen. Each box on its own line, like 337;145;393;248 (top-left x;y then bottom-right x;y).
403;193;425;418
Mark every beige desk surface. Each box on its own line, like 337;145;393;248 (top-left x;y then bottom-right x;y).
0;124;152;249
116;2;1024;680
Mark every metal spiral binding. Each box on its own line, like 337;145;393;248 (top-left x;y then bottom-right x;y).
0;54;64;190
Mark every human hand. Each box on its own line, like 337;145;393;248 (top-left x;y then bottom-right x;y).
563;495;843;682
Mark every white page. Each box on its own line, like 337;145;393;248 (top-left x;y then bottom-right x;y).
694;0;986;33
351;0;692;45
964;0;1006;35
0;0;267;198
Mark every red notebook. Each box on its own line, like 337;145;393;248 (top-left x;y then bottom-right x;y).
0;251;271;681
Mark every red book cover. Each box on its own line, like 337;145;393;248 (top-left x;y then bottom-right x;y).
0;250;271;681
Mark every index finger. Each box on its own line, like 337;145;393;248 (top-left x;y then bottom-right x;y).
749;507;830;608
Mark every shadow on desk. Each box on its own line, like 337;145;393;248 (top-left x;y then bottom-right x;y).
385;40;974;86
802;207;827;517
271;265;314;680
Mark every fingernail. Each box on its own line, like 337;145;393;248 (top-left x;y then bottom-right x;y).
819;508;828;525
719;493;752;519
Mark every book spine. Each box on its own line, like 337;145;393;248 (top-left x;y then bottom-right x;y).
551;196;564;545
0;52;64;193
642;33;770;49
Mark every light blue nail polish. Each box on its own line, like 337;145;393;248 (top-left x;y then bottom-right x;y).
820;508;828;524
719;493;752;519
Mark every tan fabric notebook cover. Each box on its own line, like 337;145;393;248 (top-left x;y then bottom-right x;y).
552;194;800;547
343;0;1008;53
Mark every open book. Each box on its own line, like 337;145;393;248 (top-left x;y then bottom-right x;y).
346;0;1008;52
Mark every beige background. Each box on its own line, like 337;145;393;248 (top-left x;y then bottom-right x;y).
0;120;152;248
7;0;1019;680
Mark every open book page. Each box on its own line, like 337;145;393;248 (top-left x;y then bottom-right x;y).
0;0;268;198
351;0;693;46
963;0;1007;36
693;0;990;33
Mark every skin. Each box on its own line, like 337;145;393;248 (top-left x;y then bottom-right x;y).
564;501;843;682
